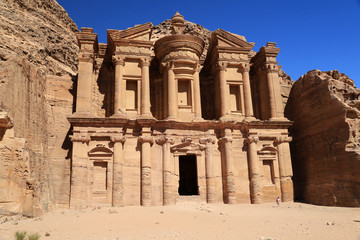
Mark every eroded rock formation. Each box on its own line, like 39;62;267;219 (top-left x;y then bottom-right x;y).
0;0;78;216
285;70;360;207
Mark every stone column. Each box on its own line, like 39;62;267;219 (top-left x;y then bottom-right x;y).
76;52;94;116
112;56;126;117
194;64;202;119
156;136;175;205
110;135;126;207
246;136;261;204
140;58;152;118
275;136;293;202
218;61;229;119
70;134;91;209
240;64;255;119
200;137;216;203
139;134;154;206
219;129;236;204
167;62;178;120
265;65;284;120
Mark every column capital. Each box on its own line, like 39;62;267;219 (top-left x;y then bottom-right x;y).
217;61;228;71
274;136;292;144
262;63;279;73
199;138;215;145
245;136;259;144
239;63;250;73
70;135;91;143
194;63;202;72
218;136;233;144
110;135;126;143
112;55;125;66
163;61;175;70
140;57;151;67
155;136;175;145
78;52;94;63
139;136;154;144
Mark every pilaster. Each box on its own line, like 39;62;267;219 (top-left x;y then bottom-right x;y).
246;136;261;204
74;28;97;117
166;62;178;120
239;63;255;120
218;61;229;119
193;64;203;120
274;136;293;202
110;135;126;207
140;58;153;118
219;128;236;204
112;55;126;117
199;137;217;203
156;136;175;205
70;134;91;209
139;129;154;206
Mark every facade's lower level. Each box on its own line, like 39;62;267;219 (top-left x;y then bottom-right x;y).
68;118;293;208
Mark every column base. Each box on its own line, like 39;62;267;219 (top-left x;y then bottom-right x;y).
245;116;257;121
71;112;94;118
269;117;289;121
219;115;235;122
166;116;178;121
192;117;204;122
111;112;127;118
138;114;155;120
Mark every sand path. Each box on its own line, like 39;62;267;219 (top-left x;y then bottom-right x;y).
0;202;359;240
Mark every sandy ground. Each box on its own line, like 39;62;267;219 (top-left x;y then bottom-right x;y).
0;202;359;240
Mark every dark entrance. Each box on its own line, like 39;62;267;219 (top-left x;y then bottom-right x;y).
178;155;199;195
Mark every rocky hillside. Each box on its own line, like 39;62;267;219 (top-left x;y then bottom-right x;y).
0;0;78;75
285;70;360;207
0;0;78;216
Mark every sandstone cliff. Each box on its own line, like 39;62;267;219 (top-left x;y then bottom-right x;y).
0;0;78;216
285;70;360;207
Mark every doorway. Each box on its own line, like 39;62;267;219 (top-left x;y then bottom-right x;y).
178;155;199;195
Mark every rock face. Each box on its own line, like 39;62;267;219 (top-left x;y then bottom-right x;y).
0;0;78;215
285;70;360;207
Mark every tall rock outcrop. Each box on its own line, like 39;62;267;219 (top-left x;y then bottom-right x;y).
0;0;78;216
285;70;360;207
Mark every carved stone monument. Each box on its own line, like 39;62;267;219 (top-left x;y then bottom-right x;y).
67;12;294;208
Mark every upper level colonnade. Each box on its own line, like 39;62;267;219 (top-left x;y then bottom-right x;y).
73;12;286;123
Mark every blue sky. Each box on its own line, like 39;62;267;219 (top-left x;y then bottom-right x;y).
58;0;360;85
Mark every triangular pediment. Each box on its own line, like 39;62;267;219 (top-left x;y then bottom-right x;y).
170;138;206;153
212;29;254;49
108;22;153;42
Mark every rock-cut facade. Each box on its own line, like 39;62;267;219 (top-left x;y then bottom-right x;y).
68;12;294;208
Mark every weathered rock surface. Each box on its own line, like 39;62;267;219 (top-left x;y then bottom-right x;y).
285;70;360;207
0;0;78;215
0;0;78;75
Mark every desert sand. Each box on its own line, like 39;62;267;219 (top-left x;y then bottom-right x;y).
0;201;359;240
